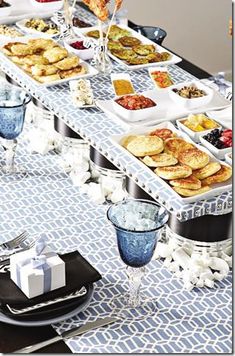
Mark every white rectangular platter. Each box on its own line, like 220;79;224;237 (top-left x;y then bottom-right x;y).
0;0;56;25
111;121;232;204
0;37;99;87
96;87;231;129
75;24;182;70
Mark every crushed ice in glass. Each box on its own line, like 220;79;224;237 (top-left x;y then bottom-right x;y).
110;200;167;232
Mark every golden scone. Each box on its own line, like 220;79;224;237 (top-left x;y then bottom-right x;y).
28;38;56;51
2;42;22;56
10;56;27;64
34;73;61;83
169;175;201;190
194;162;221;180
59;65;87;79
31;64;58;76
164;138;194;158
201;165;232;185
122;135;138;149
126;136;164;157
43;47;68;63
24;54;49;66
11;43;34;56
141;153;178;167
155;164;192;180
173;186;211;197
178;148;210;170
54;56;79;70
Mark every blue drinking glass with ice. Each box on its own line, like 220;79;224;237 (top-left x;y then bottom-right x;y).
107;199;169;318
0;83;31;176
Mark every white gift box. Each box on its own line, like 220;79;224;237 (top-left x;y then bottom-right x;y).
10;245;65;299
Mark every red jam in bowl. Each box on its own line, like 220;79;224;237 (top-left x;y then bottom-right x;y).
70;41;88;50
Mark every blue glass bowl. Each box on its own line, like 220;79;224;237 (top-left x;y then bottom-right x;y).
132;26;167;45
0;84;31;140
107;199;169;268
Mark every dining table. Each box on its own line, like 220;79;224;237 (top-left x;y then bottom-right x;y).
0;1;232;354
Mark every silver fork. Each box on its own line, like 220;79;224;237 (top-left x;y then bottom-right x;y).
0;231;28;250
0;239;36;264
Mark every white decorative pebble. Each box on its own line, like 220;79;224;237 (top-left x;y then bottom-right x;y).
208;257;229;275
204;279;214;288
172;247;191;269
155;242;173;259
196;279;204;288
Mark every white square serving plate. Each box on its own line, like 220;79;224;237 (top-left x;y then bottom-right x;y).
0;37;99;87
96;87;231;129
76;24;182;70
110;121;232;204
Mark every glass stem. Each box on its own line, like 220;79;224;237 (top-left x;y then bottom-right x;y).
126;266;145;307
5;139;17;174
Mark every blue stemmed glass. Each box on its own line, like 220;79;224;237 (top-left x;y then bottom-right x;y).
0;83;31;177
107;199;169;319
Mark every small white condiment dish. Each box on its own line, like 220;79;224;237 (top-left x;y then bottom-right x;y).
64;39;94;61
168;80;213;110
29;0;63;12
112;94;158;122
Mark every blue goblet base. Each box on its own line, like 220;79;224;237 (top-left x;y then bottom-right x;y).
110;294;158;321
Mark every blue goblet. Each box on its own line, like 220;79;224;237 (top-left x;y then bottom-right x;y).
107;199;169;318
0;83;31;177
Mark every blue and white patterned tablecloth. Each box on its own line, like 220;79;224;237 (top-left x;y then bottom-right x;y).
0;128;232;353
0;3;232;221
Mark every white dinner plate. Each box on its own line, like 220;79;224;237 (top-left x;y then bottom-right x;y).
111;121;232;204
0;284;94;327
16;19;59;39
77;24;182;70
96;87;231;129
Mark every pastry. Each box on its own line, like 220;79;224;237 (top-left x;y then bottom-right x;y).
132;44;155;56
23;54;49;66
147;52;163;63
11;43;34;56
28;38;56;51
141;153;178;167
54;56;79;71
111;48;137;60
43;47;68;63
178;148;210;170
149;128;175;141
164;138;194;158
126;135;164;157
193;162;221;180
108;25;131;40
201;165;232;185
155;164;192;180
108;40;123;51
59;65;87;79
31;64;58;77
173;186;211;197
34;73;61;83
121;135;138;148
169;175;202;190
119;36;141;47
126;57;149;65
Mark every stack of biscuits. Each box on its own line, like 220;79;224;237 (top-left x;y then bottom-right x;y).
2;38;87;84
122;128;232;197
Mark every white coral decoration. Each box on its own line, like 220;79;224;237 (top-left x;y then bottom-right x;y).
154;235;231;290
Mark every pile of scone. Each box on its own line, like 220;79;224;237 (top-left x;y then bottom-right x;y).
2;38;87;84
122;128;232;197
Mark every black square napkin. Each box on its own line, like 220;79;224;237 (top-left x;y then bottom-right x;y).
0;251;101;308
